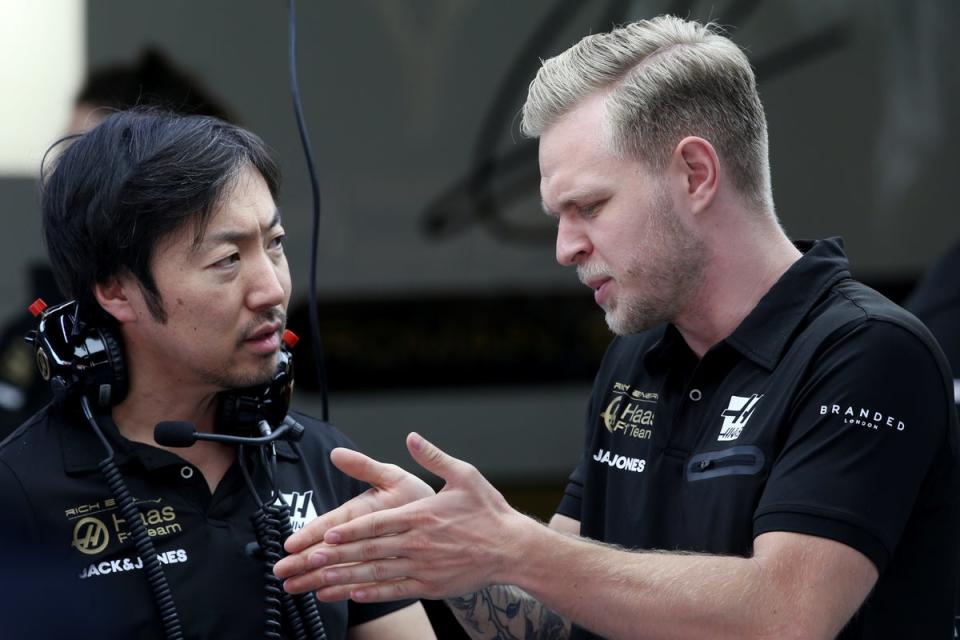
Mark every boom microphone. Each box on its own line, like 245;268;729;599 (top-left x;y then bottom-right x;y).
154;417;305;448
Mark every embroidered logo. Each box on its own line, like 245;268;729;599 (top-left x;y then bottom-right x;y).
598;381;656;440
819;404;906;432
72;517;110;555
719;394;763;441
276;491;318;531
591;448;646;473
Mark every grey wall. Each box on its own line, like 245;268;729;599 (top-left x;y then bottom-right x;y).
2;0;958;480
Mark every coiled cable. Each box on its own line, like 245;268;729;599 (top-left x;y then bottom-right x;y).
240;444;327;640
81;396;184;640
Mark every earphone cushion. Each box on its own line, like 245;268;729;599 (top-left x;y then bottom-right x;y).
98;327;128;405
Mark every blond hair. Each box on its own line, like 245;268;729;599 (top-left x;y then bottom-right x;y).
522;15;772;209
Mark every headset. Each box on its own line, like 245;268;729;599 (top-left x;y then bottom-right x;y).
26;299;126;408
25;297;326;640
25;298;297;436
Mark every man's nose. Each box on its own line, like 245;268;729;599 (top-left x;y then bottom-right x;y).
247;252;288;310
555;217;592;266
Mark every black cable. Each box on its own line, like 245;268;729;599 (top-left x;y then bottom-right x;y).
80;396;184;640
238;445;265;508
287;0;329;422
251;503;289;640
283;3;332;637
291;439;323;515
277;504;328;640
240;441;327;640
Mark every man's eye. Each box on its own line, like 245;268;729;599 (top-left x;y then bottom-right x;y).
269;234;286;250
213;253;240;268
580;203;601;217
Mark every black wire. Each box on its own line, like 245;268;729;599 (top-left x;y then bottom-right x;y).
80;396;184;640
251;503;291;639
241;439;326;640
291;438;323;515
259;444;281;502
238;445;266;508
283;6;335;636
287;0;329;421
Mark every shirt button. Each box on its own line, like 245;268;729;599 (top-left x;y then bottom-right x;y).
689;388;702;402
180;466;194;479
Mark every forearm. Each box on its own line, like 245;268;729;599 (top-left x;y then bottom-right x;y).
497;516;860;640
446;585;570;640
276;435;873;637
515;537;760;639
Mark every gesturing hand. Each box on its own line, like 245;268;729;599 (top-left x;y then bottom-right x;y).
276;431;527;603
273;436;435;580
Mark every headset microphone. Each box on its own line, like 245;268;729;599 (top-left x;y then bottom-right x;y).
154;417;305;448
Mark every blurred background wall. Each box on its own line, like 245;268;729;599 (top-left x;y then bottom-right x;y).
1;0;958;515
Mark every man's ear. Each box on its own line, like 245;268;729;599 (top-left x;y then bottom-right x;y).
671;136;719;214
93;276;139;324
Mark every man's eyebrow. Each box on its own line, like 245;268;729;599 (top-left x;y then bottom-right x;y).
194;208;283;250
542;191;597;217
267;209;282;229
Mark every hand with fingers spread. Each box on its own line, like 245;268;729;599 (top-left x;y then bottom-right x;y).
273;436;436;584
275;431;530;603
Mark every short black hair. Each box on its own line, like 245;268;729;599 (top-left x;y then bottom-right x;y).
41;109;280;323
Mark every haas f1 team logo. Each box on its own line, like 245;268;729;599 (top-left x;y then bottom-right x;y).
719;394;763;441
276;491;318;531
72;517;110;555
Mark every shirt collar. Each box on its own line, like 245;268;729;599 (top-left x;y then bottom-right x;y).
60;406;300;475
722;237;851;369
643;237;851;371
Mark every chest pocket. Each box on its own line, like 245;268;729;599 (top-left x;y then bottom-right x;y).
685;445;765;481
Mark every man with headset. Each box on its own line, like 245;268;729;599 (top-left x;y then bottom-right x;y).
0;47;235;439
275;15;960;639
0;110;434;639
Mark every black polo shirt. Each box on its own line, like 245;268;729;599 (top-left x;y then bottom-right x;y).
557;238;960;639
0;403;414;639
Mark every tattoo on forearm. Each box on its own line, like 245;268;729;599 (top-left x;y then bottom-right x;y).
447;585;570;640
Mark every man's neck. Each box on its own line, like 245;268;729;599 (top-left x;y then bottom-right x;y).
674;218;802;358
112;383;219;442
111;381;235;492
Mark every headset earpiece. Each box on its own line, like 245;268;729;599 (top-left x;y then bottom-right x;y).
26;299;128;408
26;298;294;424
94;324;128;406
216;330;297;436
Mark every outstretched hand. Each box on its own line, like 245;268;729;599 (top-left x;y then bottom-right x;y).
274;435;435;578
275;432;527;603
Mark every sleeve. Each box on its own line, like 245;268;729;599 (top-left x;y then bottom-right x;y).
754;320;954;573
556;454;586;520
557;360;611;521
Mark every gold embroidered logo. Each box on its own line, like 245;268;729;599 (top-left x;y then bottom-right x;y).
72;516;110;555
600;382;656;439
65;497;181;551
